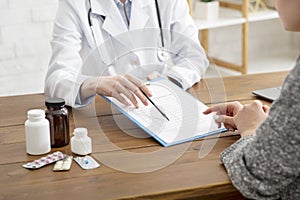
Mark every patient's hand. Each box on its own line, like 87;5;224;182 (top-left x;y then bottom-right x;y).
203;101;243;131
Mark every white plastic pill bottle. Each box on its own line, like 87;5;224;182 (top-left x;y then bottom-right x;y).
71;128;92;155
25;109;51;155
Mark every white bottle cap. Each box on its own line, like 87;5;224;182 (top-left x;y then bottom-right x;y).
74;127;88;137
27;109;45;119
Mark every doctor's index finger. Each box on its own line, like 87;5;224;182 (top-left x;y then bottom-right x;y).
114;81;139;108
118;77;149;106
111;89;131;107
125;74;152;97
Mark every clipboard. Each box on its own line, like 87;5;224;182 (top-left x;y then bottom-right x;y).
101;78;226;147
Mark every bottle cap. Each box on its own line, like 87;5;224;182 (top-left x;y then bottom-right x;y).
27;109;45;119
45;98;65;108
73;128;88;137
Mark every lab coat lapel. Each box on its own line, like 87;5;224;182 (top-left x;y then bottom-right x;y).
90;0;128;37
89;0;154;68
91;0;153;36
129;0;152;31
90;0;131;65
102;7;128;37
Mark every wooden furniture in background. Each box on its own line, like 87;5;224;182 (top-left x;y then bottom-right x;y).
0;71;288;199
187;0;194;15
249;0;267;12
190;0;279;74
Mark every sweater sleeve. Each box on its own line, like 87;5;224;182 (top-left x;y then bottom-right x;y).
220;56;300;199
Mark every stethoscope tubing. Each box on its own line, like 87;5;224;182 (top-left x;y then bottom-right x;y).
154;0;164;48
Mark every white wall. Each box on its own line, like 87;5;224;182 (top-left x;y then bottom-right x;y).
0;0;58;97
207;19;300;64
0;1;299;96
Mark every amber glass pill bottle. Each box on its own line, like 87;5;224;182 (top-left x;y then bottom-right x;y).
45;98;70;148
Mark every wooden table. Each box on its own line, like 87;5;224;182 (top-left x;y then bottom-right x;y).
0;71;288;200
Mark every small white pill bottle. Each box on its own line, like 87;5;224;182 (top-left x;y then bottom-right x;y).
71;128;92;155
25;109;51;155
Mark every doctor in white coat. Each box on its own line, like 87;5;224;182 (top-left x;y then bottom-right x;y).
45;0;209;108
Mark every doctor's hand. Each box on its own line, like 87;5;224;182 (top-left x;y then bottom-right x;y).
81;74;152;108
233;100;269;137
203;101;243;131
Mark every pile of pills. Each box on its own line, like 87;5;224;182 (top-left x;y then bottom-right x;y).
23;151;100;171
23;151;65;169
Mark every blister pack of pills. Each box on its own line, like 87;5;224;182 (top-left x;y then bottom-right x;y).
23;151;65;169
53;156;73;171
74;155;100;170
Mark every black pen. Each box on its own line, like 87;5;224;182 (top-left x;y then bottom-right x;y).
140;89;170;121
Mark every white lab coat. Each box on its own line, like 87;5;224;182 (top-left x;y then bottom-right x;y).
45;0;208;108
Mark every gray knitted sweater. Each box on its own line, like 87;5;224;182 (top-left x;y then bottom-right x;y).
220;56;300;200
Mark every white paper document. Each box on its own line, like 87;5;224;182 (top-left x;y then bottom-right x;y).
102;78;226;146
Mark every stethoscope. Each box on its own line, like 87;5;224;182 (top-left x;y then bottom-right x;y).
88;0;170;63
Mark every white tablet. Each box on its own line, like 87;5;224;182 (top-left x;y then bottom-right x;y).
252;86;282;101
